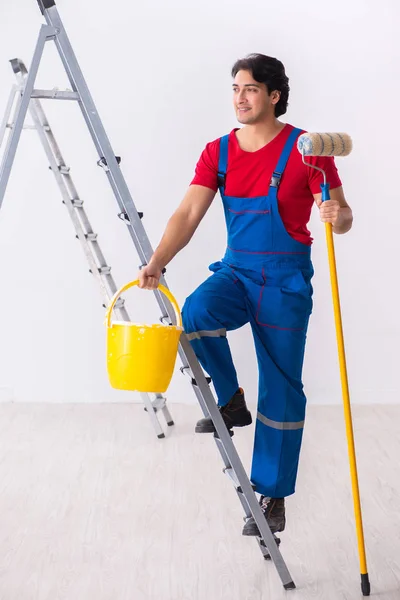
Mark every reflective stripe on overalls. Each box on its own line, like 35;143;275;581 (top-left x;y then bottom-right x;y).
182;127;314;498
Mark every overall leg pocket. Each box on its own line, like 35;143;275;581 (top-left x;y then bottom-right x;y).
255;269;313;332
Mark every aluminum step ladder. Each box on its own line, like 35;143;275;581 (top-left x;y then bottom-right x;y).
0;0;296;589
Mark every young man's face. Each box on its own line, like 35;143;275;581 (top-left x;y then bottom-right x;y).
232;69;279;125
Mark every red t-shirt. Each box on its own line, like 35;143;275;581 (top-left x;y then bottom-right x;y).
190;123;342;245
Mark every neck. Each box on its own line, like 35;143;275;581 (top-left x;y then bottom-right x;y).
236;118;286;152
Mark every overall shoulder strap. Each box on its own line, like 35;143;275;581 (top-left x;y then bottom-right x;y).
217;134;229;193
270;127;302;189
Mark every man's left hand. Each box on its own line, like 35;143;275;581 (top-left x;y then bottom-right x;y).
313;186;353;234
317;198;342;226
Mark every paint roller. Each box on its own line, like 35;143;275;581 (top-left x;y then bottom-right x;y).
298;132;353;200
297;132;371;597
298;132;352;157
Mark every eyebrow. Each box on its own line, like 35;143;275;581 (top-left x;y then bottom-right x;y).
232;83;261;88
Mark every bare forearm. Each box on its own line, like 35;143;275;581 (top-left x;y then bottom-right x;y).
142;185;215;279
150;211;197;269
333;206;353;234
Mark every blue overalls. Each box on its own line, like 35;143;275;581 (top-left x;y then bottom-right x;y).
182;127;314;498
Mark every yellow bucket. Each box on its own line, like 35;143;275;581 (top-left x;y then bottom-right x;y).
105;280;183;393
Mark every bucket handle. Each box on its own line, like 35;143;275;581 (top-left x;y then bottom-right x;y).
105;280;183;329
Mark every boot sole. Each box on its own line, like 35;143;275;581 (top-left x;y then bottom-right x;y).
195;414;252;433
242;518;286;536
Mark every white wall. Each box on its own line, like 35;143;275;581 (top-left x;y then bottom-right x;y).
0;0;398;405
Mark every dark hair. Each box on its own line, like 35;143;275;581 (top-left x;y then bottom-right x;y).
231;53;290;117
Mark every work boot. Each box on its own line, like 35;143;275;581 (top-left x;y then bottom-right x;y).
195;388;252;433
242;496;286;536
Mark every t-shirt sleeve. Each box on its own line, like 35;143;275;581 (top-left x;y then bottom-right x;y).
190;138;220;192
306;155;342;195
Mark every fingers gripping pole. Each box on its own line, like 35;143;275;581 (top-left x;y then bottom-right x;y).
298;132;370;596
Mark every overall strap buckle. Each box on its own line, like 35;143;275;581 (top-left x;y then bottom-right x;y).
217;172;226;189
268;128;303;190
270;171;282;188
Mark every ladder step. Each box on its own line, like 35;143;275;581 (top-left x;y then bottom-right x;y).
144;396;167;413
75;233;98;242
222;465;256;492
118;211;144;223
7;123;45;131
98;266;111;275
71;198;83;207
31;89;80;101
179;365;211;386
58;165;70;175
114;297;125;309
160;315;172;326
97;155;121;171
223;466;242;492
102;297;125;310
89;266;111;275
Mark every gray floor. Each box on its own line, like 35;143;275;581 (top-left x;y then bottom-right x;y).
0;402;398;600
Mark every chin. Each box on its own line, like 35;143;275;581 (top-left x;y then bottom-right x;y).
236;114;258;125
237;113;251;124
237;116;256;125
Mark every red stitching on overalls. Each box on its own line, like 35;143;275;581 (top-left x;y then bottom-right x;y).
228;246;308;256
228;209;270;214
229;265;238;284
255;268;304;332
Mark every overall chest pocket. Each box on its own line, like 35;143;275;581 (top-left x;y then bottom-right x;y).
223;195;272;253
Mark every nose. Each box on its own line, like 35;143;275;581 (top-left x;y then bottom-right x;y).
237;88;247;104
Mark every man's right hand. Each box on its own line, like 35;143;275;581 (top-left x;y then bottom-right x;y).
137;261;163;290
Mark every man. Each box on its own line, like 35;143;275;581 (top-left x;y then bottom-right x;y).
138;53;352;537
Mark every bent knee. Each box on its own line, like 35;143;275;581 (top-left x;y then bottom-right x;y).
182;290;219;334
182;291;205;331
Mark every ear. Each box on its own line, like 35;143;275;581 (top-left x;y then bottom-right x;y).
270;90;281;105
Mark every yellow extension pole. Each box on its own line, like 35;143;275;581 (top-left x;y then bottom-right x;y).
324;221;370;596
